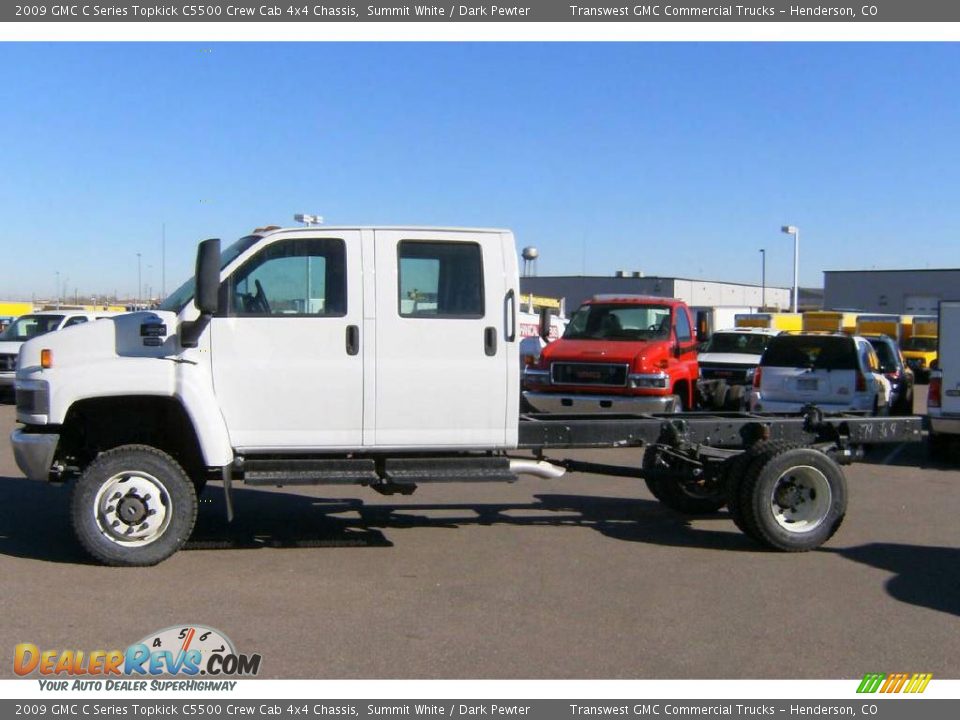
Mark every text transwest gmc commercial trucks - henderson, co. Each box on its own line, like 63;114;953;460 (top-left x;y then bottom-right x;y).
10;226;922;566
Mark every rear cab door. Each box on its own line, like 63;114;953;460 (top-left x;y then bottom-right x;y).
372;229;518;449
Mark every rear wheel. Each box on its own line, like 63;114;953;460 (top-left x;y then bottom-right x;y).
737;446;847;552
643;447;726;514
70;445;198;566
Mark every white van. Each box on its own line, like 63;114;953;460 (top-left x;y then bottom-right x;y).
0;310;121;389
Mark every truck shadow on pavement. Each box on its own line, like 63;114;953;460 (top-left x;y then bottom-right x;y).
185;486;760;554
830;543;960;618
0;476;761;564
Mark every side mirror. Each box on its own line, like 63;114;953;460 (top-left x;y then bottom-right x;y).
181;238;221;349
695;310;711;344
194;238;221;316
538;307;552;341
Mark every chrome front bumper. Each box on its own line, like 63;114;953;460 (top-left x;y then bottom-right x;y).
10;429;59;482
522;391;678;414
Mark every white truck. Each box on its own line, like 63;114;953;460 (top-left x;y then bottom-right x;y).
927;300;960;459
10;225;922;565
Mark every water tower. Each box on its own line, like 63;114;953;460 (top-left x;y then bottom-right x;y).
521;246;539;277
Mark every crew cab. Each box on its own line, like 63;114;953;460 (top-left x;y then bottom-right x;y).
10;225;923;565
522;295;701;413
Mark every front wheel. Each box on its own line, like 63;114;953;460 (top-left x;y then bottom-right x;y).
70;445;198;566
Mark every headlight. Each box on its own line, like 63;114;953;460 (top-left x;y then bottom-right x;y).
522;368;550;385
628;373;670;389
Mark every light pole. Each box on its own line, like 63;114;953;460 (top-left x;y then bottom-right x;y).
137;252;142;308
759;248;766;310
781;225;799;312
55;271;60;310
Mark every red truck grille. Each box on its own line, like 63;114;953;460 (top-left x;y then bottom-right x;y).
551;362;629;387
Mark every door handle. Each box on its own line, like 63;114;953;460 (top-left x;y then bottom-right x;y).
346;325;360;356
504;289;516;342
484;326;497;356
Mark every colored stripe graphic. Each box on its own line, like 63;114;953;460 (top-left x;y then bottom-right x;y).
857;673;932;693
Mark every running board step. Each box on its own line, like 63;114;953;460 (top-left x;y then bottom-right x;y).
242;459;379;486
384;457;516;484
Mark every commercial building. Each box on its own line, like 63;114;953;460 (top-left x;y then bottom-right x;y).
823;269;960;314
519;274;792;313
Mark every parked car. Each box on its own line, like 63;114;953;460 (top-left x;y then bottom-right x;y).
865;335;915;415
749;333;889;415
696;327;780;410
0;310;121;391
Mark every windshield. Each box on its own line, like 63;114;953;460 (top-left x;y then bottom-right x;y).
867;338;899;373
158;235;260;313
0;314;64;342
703;332;771;356
902;336;937;352
562;303;672;341
761;336;858;370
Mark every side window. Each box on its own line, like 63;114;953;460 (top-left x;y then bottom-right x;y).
223;238;346;317
859;344;879;372
398;241;484;318
63;317;88;328
675;309;692;342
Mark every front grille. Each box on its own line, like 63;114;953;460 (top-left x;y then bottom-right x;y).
0;353;16;372
699;363;751;384
551;362;629;387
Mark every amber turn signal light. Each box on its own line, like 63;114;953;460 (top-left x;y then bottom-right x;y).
40;349;53;369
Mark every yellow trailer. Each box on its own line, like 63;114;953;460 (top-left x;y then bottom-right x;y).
0;301;34;318
733;312;803;332
856;314;903;340
802;311;860;334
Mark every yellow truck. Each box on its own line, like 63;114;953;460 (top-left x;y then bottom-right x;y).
0;301;34;332
902;315;938;381
802;311;861;334
734;312;803;332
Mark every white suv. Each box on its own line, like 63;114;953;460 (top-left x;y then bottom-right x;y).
749;333;890;415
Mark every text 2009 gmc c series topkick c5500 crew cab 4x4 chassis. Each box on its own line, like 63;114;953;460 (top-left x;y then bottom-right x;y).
10;226;923;565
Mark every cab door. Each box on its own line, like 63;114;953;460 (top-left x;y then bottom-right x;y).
209;232;363;449
372;230;515;448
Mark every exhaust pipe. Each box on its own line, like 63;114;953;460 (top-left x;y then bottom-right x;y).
509;459;566;479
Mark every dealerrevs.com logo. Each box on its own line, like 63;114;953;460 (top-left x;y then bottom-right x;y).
14;625;261;688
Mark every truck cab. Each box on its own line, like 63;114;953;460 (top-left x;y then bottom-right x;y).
521;295;700;413
12;226;521;564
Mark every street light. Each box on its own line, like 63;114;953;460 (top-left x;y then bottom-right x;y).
55;271;60;310
137;252;142;308
781;225;799;313
758;249;767;309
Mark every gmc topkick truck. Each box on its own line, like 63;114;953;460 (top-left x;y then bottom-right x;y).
11;225;922;565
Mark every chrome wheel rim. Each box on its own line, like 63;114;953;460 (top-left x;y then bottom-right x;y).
770;465;832;532
93;471;172;547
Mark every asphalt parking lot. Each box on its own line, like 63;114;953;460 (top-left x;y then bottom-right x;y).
1;395;957;680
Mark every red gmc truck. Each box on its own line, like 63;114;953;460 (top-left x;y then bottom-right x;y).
522;295;702;413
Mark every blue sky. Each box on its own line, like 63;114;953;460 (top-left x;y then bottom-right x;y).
2;42;959;300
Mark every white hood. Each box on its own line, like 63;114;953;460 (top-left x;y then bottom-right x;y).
698;352;763;367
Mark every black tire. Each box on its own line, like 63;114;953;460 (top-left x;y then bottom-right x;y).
70;445;198;566
738;446;847;552
643;447;727;514
723;440;801;538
